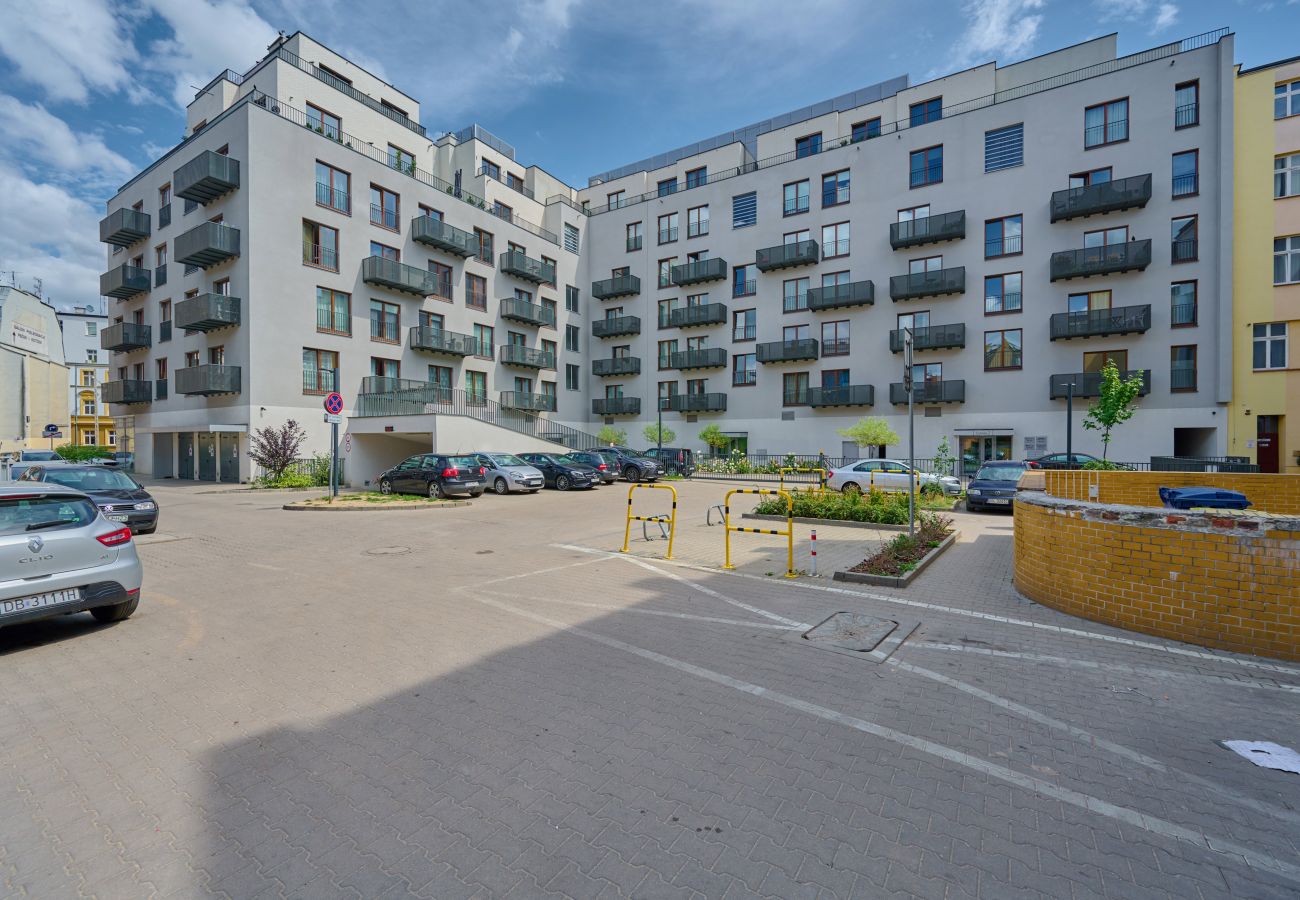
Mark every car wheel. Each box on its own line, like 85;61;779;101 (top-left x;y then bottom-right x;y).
556;475;571;491
469;490;484;498
91;596;138;623
624;466;639;483
429;481;445;500
841;482;861;496
494;477;509;495
379;479;393;495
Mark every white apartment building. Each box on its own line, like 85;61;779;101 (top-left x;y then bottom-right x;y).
100;28;1236;481
56;302;114;449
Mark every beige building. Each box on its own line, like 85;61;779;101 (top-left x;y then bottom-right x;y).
0;285;70;455
57;303;115;450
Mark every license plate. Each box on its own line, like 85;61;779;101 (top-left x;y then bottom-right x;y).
1;589;82;618
108;514;131;522
988;498;1010;505
464;482;481;488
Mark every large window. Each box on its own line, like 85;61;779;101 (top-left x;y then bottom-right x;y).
307;103;340;139
1067;289;1111;313
657;178;678;197
1277;153;1300;199
657;298;680;328
732;309;755;342
783;277;809;313
733;265;754;297
315;162;350;214
822;170;849;207
303;348;338;394
1276;236;1300;284
316;287;350;335
984;123;1024;172
565;284;579;311
626;222;643;251
1172;150;1198;198
687;205;709;238
1277;80;1300;119
1175;81;1199;128
783;372;809;405
466;273;487;310
302;220;338;270
910;146;942;187
1170;345;1197;392
658;339;678;370
1172;216;1198;263
1084;98;1128;147
1171;281;1197;327
369;300;399;343
565;324;579;352
370;184;399;230
732;353;756;386
564;223;580;253
783;180;810;216
795;133;822;158
387;144;414;173
909;97;942;126
821;320;849;356
472;324;493;358
1253;323;1288;369
686;166;707;189
984;215;1022;258
822;222;850;258
565;364;579;391
658;212;678;244
984;330;1022;370
428;261;452;300
658;258;675;289
851;118;881;142
474;229;493;265
984;273;1022;314
465;371;486;403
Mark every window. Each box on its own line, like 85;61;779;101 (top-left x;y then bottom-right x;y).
1069;167;1112;188
783;372;809;405
1275;236;1300;284
85;321;97;336
155;358;167;381
307;103;341;139
984;123;1024;172
87;350;98;364
686;379;707;397
686;167;707;189
733;265;754;298
418;204;441;221
1172;216;1198;263
910;146;942;187
370;357;399;380
658;258;674;289
428;261;452;300
1175;81;1199;128
909;256;942;275
317;64;351;85
565;364;580;391
658;178;678;197
984;330;1022;370
658;381;679;410
732;309;755;341
851;118;881;142
1254;323;1288;369
472;324;494;358
370;300;399;343
658;212;678;244
370;240;399;261
909;98;942;126
370;185;399;230
82;430;96;446
783;180;810;216
316;162;350;214
81;396;95;415
658;339;678;370
565;324;580;352
1171;281;1197;326
1171;345;1197;391
607;190;625;210
1172;150;1198;197
184;351;200;368
822;320;849;356
558;222;578;254
822;222;850;258
465;370;487;403
420;310;444;331
466;273;487;310
1084;226;1127;247
985;215;1023;258
565;284;579;312
494;201;513;222
687;205;709;238
732;353;756;386
482;159;501;180
541;257;557;287
985;273;1022;314
783;277;809;313
1068;290;1111;313
1084;98;1128;147
1276;80;1300;119
208;346;224;365
795;133;822;158
658;298;679;328
428;365;453;396
897;311;930;335
506;172;525;193
474;229;493;265
733;191;757;228
317;287;351;335
822;170;849;207
387;144;414;174
541;339;557;367
686;291;709;308
302;220;339;270
303;349;338;394
624;221;643;252
1276;153;1300;199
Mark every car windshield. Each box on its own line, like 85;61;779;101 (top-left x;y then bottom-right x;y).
448;456;480;469
974;465;1025;482
491;454;528;467
42;469;140;491
22;451;60;461
556;455;586;466
0;495;99;535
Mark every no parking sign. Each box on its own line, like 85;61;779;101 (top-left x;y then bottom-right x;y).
323;392;344;415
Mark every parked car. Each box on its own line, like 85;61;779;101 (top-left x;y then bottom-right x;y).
473;453;545;494
376;454;486;498
0;482;142;628
1030;452;1132;470
17;450;62;462
965;461;1034;512
518;453;597;491
18;464;159;534
826;459;962;496
565;451;620;485
601;446;660;482
641;446;695;477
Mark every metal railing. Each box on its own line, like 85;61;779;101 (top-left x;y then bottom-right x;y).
362;255;434;295
1049;173;1152;222
890;267;965;300
1171;302;1197;326
592;356;640;376
985;234;1022;257
668;393;727;412
669;348;727;369
411;215;479;257
1174;103;1199;128
668;303;728;328
101;264;151;299
1049;240;1151;281
410;325;477;356
500;391;557;412
369;311;399;343
177;293;240;332
499;249;556;284
627;235;643;251
890;211;965;249
99;208;151;246
1049;304;1151;340
1170;363;1197;391
174;221;240;268
592;274;640;299
593;315;640;338
303;242;338;270
159;320;172;342
808;385;874;408
671;257;727;285
822;239;850;258
500;296;556;327
315;182;350;213
101;322;152;352
756;339;819;363
303;369;337;394
1172;173;1199;197
658;227;678;243
733;279;757;297
593;397;640;416
175;365;241;395
370;203;399;230
154;264;168;287
174;150;240;204
500;345;555;368
890;380;966;404
889;324;965;353
1151;455;1256;473
100;379;152;404
1084;119;1128;148
1171;239;1198;263
755;240;819;271
808;280;874;311
1049;370;1151;399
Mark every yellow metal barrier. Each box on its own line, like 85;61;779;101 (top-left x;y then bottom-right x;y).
621;483;678;559
723;488;796;578
778;467;827;494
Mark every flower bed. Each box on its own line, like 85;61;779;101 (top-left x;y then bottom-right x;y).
849;514;954;577
752;489;953;525
283;492;470;511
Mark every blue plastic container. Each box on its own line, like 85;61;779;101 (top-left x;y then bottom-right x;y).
1158;487;1252;511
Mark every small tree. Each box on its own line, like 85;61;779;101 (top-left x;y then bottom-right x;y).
596;425;627;446
837;417;900;457
249;419;307;479
697;424;730;456
932;436;956;478
1082;360;1144;460
643;422;676;446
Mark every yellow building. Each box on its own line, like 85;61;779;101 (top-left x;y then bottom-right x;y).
1231;57;1300;472
0;285;70;456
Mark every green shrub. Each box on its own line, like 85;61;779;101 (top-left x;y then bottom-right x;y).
753;489;951;524
255;472;315;488
1081;459;1123;470
55;444;113;462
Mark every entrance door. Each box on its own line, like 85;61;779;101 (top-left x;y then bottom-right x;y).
219;434;240;482
197;433;217;481
960;436;1013;475
1257;415;1281;474
177;432;194;479
153;433;174;478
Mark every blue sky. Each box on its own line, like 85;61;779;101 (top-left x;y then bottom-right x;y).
0;0;1293;308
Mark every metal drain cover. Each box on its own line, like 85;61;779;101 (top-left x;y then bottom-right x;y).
803;613;897;652
365;546;411;556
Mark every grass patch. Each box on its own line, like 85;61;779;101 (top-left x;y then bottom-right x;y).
752;488;952;524
849;514;954;576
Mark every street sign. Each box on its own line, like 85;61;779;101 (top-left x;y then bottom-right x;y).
324;413;343;424
42;424;59;436
323;392;344;415
44;431;63;439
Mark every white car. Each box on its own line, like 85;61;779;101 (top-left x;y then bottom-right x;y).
473;452;545;494
826;459;961;495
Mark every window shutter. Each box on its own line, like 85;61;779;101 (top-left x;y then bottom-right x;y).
564;223;580;253
732;192;757;228
985;124;1024;172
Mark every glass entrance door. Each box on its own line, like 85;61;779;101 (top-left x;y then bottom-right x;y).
960;436;1013;475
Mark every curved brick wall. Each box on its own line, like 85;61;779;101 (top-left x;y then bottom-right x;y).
1014;494;1300;662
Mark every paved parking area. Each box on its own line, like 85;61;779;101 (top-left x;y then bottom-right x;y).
2;477;1298;899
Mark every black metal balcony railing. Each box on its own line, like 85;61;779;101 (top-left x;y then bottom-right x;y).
499;297;556;327
315;181;351;214
733;324;757;341
889;323;966;353
370;313;399;342
174;221;240;268
499;250;555;284
158;204;171;229
756;339;819;364
99;208;151;247
159;321;172;342
807;280;874;311
889;211;965;249
154;264;168;287
500;391;556;412
823;239;850;258
985;234;1022;258
175;293;240;333
733;280;756;297
1171;302;1197;327
1171;364;1197;391
783;198;810;216
410;325;477;356
100;322;151;352
362;255;435;295
1084;119;1128;148
755;240;819;271
1172;173;1198;197
687;221;709;238
822;185;850;207
1175;103;1198;128
593;316;641;338
889;267;965;301
1050;239;1152;281
669;348;728;370
669;393;727;413
175;364;241;396
592;274;641;299
808;384;874;408
100;379;152;405
155;379;168;400
174;150;240;204
671;257;728;286
890;380;966;404
1172;239;1198;263
668;303;728;328
592;356;641;377
627;235;643;252
593;397;640;416
101;264;151;299
1049;174;1152;222
411;215;479;257
1049;304;1152;340
303;369;337;394
1049;370;1151;399
304;242;339;271
500;345;555;369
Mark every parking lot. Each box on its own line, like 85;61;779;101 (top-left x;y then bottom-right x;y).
2;477;1299;899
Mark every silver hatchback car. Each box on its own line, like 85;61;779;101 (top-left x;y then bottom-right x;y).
473;452;545;494
0;483;143;628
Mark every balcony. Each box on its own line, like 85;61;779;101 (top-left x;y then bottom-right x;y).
499;297;555;327
174;221;240;268
668;303;727;328
669;348;727;370
592;316;640;338
592;274;640;299
670;257;727;286
175;364;241;396
593;397;641;416
756;339;819;364
1050;240;1152;281
100;322;151;352
499;250;555;284
410;326;478;357
500;345;555;369
100;264;151;299
175;293;240;333
173;150;240;204
1049;304;1152;341
889;323;966;353
808;385;874;408
412;216;479;257
889;210;966;249
889;267;965;301
1049;174;1152;222
889;380;966;404
500;391;555;412
807;280;874;311
99;208;150;247
755;240;819;272
669;393;727;413
362;255;435;296
1049;370;1151;400
100;379;152;405
592;357;641;377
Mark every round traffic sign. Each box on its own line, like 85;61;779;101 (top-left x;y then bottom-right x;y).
323;392;344;415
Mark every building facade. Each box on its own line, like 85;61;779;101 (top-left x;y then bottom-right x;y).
57;303;114;449
0;286;69;456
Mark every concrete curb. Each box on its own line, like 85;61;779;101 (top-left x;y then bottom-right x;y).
282;499;472;511
832;532;959;588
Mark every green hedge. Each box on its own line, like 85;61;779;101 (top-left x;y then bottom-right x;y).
753;489;925;524
54;444;113;462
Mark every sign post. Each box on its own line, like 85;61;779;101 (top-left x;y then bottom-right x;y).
43;423;62;451
323;389;344;499
903;330;915;539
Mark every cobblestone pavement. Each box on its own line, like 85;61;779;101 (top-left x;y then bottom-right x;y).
2;478;1298;899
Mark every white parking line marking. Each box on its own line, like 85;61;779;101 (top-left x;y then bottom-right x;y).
467;555;611;589
472;589;798;630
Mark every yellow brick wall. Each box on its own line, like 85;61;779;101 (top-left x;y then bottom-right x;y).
1014;499;1300;662
1043;471;1300;516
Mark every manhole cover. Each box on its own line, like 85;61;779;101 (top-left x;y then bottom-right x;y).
365;546;411;556
803;612;898;652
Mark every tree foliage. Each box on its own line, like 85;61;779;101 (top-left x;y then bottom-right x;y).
249;419;307;478
697;424;730;453
1081;361;1144;460
932;436;956;478
836;417;900;450
55;444;113;461
643;423;676;446
596;425;627;446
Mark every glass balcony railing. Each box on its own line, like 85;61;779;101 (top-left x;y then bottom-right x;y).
500;391;556;412
499;345;555;369
500;297;556;327
412;215;479;257
101;264;151;299
362;255;435;296
100;322;151;352
174;221;240;268
409;326;478;356
499;250;555;284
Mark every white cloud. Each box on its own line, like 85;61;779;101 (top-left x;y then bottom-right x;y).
0;0;138;103
142;0;279;108
0;95;134;187
1153;2;1179;29
0;163;107;307
945;0;1046;72
1094;0;1181;33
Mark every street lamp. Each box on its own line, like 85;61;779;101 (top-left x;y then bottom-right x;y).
904;327;915;538
1065;380;1075;467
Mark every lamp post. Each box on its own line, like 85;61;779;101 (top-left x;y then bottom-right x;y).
904;328;915;538
1065;380;1075;467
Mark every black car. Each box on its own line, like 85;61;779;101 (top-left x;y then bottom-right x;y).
565;451;619;485
965;461;1033;512
19;464;160;533
602;446;660;482
641;446;694;477
518;453;597;491
1029;452;1133;470
377;454;486;498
